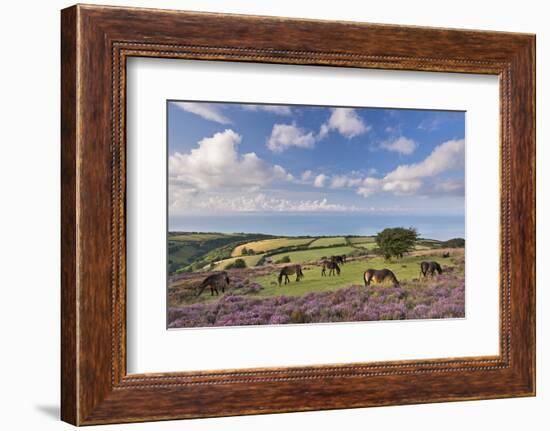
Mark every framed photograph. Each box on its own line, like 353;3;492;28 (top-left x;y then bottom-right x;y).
61;4;535;425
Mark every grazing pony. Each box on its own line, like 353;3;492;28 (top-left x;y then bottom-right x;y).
442;252;450;258
330;255;346;265
196;271;230;296
363;269;400;287
278;264;304;286
420;261;443;277
321;260;341;276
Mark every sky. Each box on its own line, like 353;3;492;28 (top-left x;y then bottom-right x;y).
167;101;465;223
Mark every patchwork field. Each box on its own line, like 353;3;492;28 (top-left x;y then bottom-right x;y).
167;232;274;273
210;254;265;271
231;237;314;257
347;236;376;245
307;236;347;248
269;245;356;265
169;231;452;275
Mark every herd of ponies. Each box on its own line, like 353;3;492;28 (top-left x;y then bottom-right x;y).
195;253;447;297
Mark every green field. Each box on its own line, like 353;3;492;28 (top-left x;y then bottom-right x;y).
169;232;232;242
210;254;265;271
269;245;356;264
168;231;451;275
347;236;377;249
307;236;346;248
168;232;273;273
252;253;458;297
347;236;375;245
231;237;314;256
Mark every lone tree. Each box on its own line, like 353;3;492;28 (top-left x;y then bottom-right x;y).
375;227;418;260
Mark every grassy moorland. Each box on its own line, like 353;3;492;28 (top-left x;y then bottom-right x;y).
168;259;465;328
253;252;462;297
167;231;465;328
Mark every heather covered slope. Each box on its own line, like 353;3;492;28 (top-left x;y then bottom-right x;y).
168;271;464;328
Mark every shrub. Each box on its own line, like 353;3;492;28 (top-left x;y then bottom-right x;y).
348;248;368;257
225;258;247;269
275;255;291;264
441;238;465;248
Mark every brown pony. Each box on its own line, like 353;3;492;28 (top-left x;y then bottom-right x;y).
363;269;400;287
278;264;304;286
420;261;443;277
321;260;341;276
331;255;346;265
196;271;230;296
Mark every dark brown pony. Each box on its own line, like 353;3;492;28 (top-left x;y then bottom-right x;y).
363;269;400;287
196;271;230;296
278;264;304;286
330;255;346;265
321;260;341;276
420;261;443;277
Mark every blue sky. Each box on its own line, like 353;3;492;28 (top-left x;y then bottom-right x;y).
167;101;465;220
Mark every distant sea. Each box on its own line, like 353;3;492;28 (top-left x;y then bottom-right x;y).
169;213;465;241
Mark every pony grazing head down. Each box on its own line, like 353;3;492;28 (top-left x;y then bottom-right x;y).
278;264;304;286
363;268;400;287
196;271;231;297
420;261;443;277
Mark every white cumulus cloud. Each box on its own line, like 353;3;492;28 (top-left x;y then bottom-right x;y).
329;174;364;189
356;139;465;198
313;174;328;188
187;193;356;213
318;108;371;139
380;136;417;155
301;170;314;181
384;139;465;181
243;105;293;115
173;102;231;124
169;129;290;190
267;123;316;153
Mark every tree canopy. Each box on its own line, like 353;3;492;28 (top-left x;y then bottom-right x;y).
375;227;419;260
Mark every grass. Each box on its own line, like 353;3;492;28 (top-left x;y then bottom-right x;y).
252;252;460;298
347;236;375;245
269;245;356;264
231;237;314;256
347;236;377;249
307;236;346;248
169;232;233;242
210;254;265;271
357;242;379;250
167;232;274;273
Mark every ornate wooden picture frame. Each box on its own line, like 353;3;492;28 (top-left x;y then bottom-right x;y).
61;4;535;425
